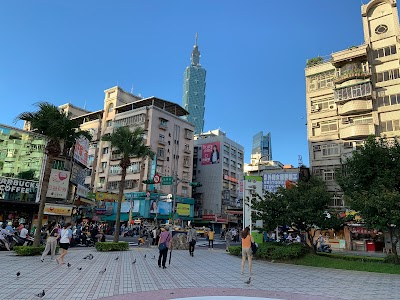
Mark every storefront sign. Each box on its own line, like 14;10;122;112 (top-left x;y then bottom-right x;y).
46;169;70;199
76;184;89;198
70;164;87;186
125;192;146;200
176;203;190;216
263;172;299;193
44;204;73;216
93;192;124;202
223;175;238;183
0;177;39;194
74;136;89;167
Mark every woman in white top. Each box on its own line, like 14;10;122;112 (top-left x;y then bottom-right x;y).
57;223;72;265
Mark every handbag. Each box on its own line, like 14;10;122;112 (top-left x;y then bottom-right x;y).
251;242;258;255
159;242;167;251
190;239;196;246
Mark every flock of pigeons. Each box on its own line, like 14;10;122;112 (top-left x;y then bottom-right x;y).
17;252;251;298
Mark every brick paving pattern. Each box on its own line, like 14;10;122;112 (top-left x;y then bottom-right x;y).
0;247;399;300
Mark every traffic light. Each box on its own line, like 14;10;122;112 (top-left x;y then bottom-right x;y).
142;179;155;184
189;182;202;187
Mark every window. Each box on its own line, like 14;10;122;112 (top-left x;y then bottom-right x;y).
88;155;95;165
114;114;146;127
334;82;372;102
377;93;400;107
90;142;97;149
230;160;236;168
237;162;242;169
128;162;140;173
311;96;335;112
102;147;109;155
307;70;335;91
238;152;243;159
320;120;338;133
381;120;400;132
101;162;107;169
182;187;188;196
352;115;373;125
223;169;229;175
376;68;400;83
323;170;335;181
157;148;165;158
373;45;397;59
223;145;229;155
160;119;168;126
230;149;236;156
321;144;339;157
106;120;112;127
159;134;165;142
108;103;114;113
230;172;236;178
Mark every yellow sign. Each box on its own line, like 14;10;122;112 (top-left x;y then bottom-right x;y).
44;204;73;216
176;203;190;216
96;192;125;202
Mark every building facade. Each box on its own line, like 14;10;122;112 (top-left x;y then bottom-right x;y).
73;86;196;223
192;129;244;228
305;0;400;208
182;34;207;135
251;131;272;163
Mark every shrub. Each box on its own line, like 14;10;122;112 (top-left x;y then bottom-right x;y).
13;246;59;256
95;242;129;252
318;252;384;263
383;254;399;264
228;246;241;256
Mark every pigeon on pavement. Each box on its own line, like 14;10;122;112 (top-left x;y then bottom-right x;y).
67;263;71;267
35;290;45;298
132;259;136;264
16;272;21;277
151;255;155;259
77;267;82;271
99;268;106;274
115;256;119;260
245;277;251;284
144;254;146;258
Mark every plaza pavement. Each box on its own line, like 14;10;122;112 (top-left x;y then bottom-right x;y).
0;246;399;300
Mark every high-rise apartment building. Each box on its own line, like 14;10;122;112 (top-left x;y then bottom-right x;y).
182;34;207;135
74;86;195;199
192;129;244;225
251;131;272;164
305;0;400;208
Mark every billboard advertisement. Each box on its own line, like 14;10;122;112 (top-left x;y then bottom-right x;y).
158;201;172;215
176;203;190;216
46;169;70;199
263;172;299;193
201;142;220;165
243;176;263;230
150;200;158;214
74;136;90;167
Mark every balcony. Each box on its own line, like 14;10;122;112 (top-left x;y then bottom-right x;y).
333;69;371;85
338;100;373;116
334;81;372;103
183;162;190;168
159;123;168;130
331;44;368;66
184;148;191;154
340;124;375;140
158;140;166;146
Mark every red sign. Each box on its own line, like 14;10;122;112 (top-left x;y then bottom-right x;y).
153;174;161;184
223;175;238;183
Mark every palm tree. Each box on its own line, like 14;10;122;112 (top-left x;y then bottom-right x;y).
16;102;91;247
101;126;154;243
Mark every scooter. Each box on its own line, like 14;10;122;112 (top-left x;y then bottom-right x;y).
123;229;135;237
317;244;332;253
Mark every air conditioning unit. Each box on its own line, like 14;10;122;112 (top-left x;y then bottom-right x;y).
312;122;320;128
329;104;336;110
341;117;350;124
313;145;321;151
343;142;353;148
314;104;321;111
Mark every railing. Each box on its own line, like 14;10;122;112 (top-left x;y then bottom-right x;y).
334;69;371;84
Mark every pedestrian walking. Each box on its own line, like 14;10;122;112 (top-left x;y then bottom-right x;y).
57;223;72;265
225;229;232;252
187;225;197;256
241;226;254;275
0;223;12;251
157;227;172;269
41;222;58;262
208;228;214;250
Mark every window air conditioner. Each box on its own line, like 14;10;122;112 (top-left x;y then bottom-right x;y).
314;104;321;111
329;104;336;110
343;142;353;148
341;117;350;124
313;145;321;151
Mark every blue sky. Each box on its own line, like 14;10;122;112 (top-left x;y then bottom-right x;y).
0;1;368;166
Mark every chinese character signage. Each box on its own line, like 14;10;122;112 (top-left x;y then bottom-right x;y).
74;136;90;167
70;164;87;186
96;192;124;202
44;204;73;216
0;177;39;202
201;142;220;165
46;169;70;199
263;172;299;193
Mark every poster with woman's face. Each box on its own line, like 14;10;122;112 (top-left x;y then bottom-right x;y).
202;142;220;165
150;200;158;213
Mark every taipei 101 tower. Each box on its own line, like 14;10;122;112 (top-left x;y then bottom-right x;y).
182;33;207;135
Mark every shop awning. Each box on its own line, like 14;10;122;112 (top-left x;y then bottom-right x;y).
101;213;130;222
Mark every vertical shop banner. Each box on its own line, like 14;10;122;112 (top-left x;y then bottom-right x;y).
176;203;190;216
74;136;90;166
201;142;220;165
46;169;70;199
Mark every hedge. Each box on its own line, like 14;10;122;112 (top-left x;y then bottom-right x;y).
228;242;308;261
14;246;59;256
317;252;385;263
95;242;129;252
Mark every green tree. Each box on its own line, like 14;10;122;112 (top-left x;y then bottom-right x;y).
101;126;154;243
16;102;91;247
16;169;36;180
336;136;400;263
251;177;341;253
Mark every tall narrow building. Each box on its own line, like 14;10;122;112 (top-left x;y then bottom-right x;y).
251;131;272;163
182;33;207;135
305;0;400;208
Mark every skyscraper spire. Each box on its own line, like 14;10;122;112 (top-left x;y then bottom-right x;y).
191;32;200;66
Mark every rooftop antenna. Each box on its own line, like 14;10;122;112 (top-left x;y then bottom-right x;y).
298;155;303;168
195;32;198;46
83;99;87;110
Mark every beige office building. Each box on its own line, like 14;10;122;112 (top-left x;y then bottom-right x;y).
72;86;195;198
305;0;400;208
